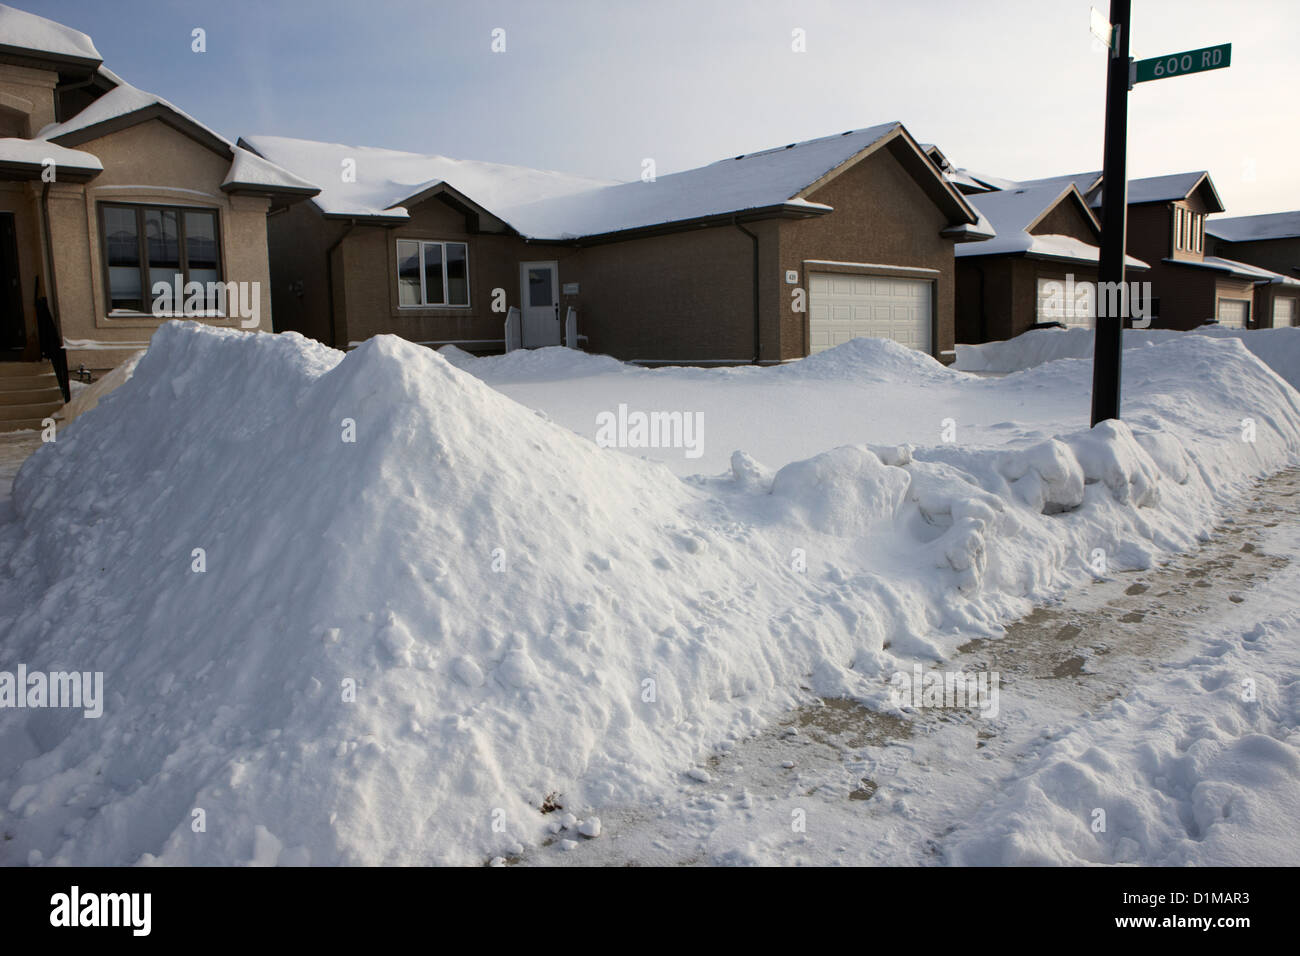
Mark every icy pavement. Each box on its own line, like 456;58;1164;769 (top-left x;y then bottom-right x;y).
523;467;1300;866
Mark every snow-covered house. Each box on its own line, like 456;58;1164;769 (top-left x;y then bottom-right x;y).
940;156;1300;337
243;122;992;364
0;4;318;383
954;182;1149;343
1206;211;1300;328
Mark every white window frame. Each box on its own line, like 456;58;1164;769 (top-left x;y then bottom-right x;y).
1174;207;1183;250
396;239;470;308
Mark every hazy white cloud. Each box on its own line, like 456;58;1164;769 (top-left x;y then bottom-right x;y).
34;0;1300;215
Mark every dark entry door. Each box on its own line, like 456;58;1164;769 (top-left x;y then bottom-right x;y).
0;213;24;358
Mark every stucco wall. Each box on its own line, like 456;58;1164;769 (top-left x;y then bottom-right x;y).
45;119;274;372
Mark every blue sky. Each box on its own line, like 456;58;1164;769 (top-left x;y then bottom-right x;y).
27;0;1300;216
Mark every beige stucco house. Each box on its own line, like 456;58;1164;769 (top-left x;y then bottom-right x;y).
0;3;317;428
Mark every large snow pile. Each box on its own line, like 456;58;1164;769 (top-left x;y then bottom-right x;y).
2;324;1298;865
955;326;1300;392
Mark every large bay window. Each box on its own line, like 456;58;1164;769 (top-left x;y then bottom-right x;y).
397;239;469;307
100;202;221;314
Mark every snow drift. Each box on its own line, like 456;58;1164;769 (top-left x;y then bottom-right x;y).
955;326;1300;392
2;324;1299;865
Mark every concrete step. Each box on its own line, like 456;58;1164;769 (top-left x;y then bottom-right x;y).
0;385;63;406
0;361;55;378
0;398;63;422
0;417;54;433
0;372;59;391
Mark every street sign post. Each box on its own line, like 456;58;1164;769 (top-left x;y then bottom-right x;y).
1133;43;1231;84
1091;0;1131;428
1089;5;1232;427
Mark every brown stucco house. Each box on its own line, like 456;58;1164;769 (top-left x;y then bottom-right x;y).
1205;211;1300;328
0;4;318;428
953;180;1148;343
243;122;992;365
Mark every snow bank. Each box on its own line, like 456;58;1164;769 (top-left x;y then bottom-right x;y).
2;324;1298;865
59;350;143;425
955;326;1300;392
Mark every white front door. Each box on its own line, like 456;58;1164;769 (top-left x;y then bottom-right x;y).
1273;297;1296;328
520;261;561;347
807;272;932;354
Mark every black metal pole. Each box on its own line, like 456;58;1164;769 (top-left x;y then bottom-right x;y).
1091;0;1131;426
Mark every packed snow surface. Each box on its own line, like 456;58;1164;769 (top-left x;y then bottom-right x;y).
2;324;1299;865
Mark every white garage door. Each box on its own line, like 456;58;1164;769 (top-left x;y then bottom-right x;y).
1036;278;1095;328
1274;298;1297;328
808;273;931;354
1217;298;1249;328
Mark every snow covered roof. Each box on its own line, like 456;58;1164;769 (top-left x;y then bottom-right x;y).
507;124;913;239
245;123;983;241
222;146;320;196
958;184;1146;268
1017;171;1102;198
0;136;101;176
40;82;217;145
1206;210;1300;243
1090;170;1224;212
0;3;100;68
1170;255;1300;286
240;134;619;230
35;80;317;202
954;168;1019;192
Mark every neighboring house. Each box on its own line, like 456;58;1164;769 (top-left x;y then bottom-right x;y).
244;122;992;365
0;4;319;383
1206;211;1300;328
954;183;1149;344
941;157;1300;338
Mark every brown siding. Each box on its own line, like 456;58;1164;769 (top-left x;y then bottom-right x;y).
1209;236;1300;278
780;146;958;359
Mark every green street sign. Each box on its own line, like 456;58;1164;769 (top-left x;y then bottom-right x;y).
1134;43;1231;83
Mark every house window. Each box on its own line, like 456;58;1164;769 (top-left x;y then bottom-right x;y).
1193;213;1203;253
99;202;222;314
396;240;469;307
1174;207;1183;250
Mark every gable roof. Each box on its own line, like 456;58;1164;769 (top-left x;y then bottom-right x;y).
957;183;1147;268
1090;170;1224;212
37;80;319;204
0;3;100;73
246;123;988;243
519;123;985;241
1206;210;1300;243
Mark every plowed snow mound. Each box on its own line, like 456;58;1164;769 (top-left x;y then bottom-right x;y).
956;326;1300;392
2;324;1298;865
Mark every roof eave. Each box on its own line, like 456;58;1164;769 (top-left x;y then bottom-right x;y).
0;44;101;77
0;159;100;183
563;201;831;247
49;104;233;159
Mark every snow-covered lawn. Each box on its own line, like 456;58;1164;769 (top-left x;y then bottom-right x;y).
1;322;1298;866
